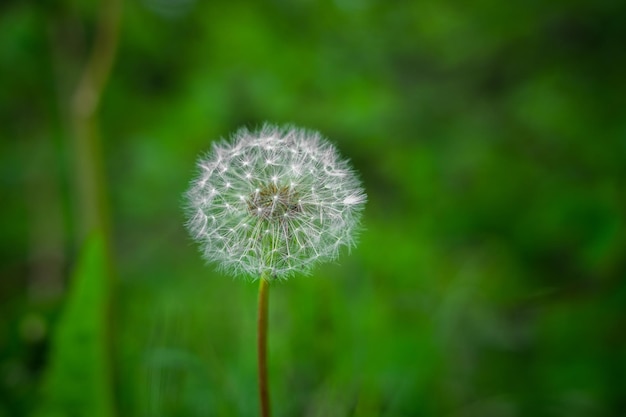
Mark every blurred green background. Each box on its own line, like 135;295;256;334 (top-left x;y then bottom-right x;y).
1;0;625;416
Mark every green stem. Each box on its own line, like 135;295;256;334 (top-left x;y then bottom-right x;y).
70;0;122;245
257;275;271;417
66;0;122;415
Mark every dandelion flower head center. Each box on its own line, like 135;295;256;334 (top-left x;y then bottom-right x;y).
248;183;301;221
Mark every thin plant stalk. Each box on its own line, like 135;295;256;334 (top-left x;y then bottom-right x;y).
257;275;271;417
62;0;122;415
70;0;121;245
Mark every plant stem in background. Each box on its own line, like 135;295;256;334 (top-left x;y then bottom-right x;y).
70;0;121;245
257;275;271;417
67;0;122;415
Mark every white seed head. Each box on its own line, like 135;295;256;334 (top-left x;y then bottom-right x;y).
185;124;366;279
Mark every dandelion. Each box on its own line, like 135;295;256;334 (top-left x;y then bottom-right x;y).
184;124;366;416
185;123;366;279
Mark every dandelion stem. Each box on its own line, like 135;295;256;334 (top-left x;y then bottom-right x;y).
257;274;271;417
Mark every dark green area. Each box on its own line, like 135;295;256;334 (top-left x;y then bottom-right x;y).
1;0;625;416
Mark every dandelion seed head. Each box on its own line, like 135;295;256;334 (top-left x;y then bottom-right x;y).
185;123;366;279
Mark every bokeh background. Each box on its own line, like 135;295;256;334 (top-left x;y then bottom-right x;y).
1;0;625;416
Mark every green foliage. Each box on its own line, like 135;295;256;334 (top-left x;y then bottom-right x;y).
35;233;114;417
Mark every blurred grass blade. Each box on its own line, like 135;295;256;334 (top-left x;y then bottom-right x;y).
36;232;114;417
